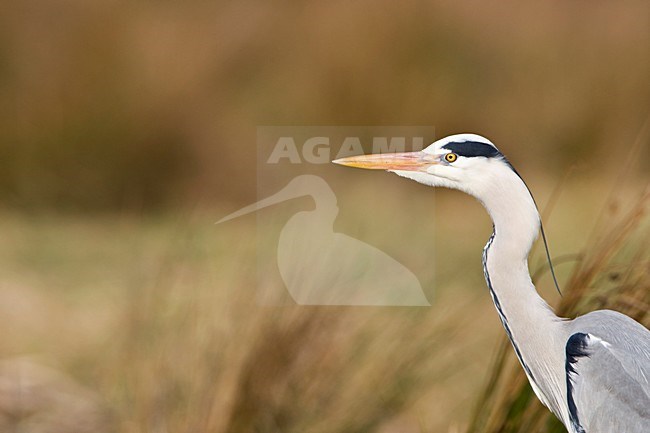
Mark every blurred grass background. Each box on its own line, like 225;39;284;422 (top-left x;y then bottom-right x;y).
0;1;649;432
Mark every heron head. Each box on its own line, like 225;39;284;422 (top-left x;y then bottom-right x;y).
333;133;517;197
333;133;548;283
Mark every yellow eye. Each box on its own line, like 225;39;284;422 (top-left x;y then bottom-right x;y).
445;153;458;163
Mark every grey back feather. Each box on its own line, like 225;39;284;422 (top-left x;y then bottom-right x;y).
565;310;650;432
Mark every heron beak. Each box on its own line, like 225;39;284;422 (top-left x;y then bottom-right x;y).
332;151;437;172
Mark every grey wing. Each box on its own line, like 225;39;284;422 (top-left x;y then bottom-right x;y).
566;311;650;433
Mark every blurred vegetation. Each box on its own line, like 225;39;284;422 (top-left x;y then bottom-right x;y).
0;1;649;433
0;207;498;433
0;1;649;209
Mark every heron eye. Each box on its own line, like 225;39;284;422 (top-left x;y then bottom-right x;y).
445;153;458;163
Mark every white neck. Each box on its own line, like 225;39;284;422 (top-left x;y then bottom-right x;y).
476;167;569;423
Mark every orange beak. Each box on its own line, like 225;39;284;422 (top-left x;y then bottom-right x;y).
332;151;437;172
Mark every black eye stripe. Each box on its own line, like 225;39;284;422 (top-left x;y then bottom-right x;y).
441;141;501;158
441;140;519;177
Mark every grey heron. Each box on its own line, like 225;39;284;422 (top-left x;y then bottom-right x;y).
333;134;650;433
